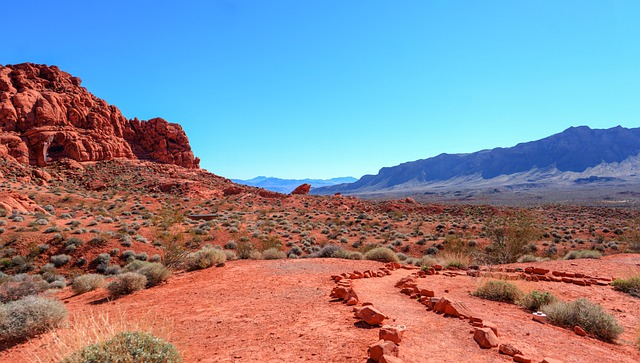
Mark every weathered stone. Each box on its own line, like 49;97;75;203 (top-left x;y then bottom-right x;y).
356;306;388;326
473;327;499;349
574;325;587;336
498;343;522;356
513;354;532;363
379;355;404;363
433;297;474;318
290;183;311;195
368;340;399;363
540;358;564;363
379;325;407;344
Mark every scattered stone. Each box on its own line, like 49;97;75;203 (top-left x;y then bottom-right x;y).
473;327;499;349
498;344;522;357
379;325;407;344
482;321;499;337
355;306;388;326
433;297;474;318
573;325;587;336
513;354;532;363
368;340;399;363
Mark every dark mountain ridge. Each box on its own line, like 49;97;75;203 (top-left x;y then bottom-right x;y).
314;126;640;197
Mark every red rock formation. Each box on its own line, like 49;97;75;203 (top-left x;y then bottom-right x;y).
290;183;311;195
0;63;199;168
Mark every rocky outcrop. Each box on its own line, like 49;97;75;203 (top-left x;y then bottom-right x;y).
0;63;199;168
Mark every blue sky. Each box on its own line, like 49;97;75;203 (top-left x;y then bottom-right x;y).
3;1;640;179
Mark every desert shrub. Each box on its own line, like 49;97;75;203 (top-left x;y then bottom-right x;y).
71;274;105;294
262;248;286;260
440;251;471;269
542;298;623;342
44;226;61;233
364;247;400;263
224;240;237;250
317;244;340;258
520;290;558;312
517;254;545;263
0;295;67;341
61;331;181;363
123;260;170;287
236;240;256;259
611;275;640;298
249;250;263;260
185;247;226;271
50;254;72;267
473;280;523;303
149;254;162;263
0;274;47;303
105;265;122;275
107;273;147;297
224;250;237;260
483;214;538;264
564;250;602;260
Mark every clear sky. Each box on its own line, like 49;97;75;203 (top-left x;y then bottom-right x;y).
3;1;640;179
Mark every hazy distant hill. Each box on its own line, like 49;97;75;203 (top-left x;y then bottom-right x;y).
313;126;640;204
232;176;357;194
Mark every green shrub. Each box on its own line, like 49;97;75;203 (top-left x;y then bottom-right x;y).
107;273;147;297
611;275;640;298
564;250;602;260
61;331;181;363
185;247;226;271
262;248;286;260
473;280;522;303
50;254;72;267
123;261;171;287
0;295;67;341
542;298;623;342
72;274;105;294
364;247;400;263
520;290;557;311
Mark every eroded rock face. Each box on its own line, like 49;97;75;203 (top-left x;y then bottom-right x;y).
0;63;199;168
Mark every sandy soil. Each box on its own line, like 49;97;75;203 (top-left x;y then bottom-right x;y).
1;255;638;363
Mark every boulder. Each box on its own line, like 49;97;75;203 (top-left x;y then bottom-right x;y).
433;297;474;318
290;183;311;195
514;354;532;363
355;306;388;326
574;325;587;336
379;325;407;344
379;355;403;363
473;327;499;349
368;340;399;363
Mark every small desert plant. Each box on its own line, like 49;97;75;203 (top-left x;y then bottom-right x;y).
60;331;181;363
262;248;286;260
0;295;67;341
364;247;400;263
185;247;226;271
564;250;602;260
71;274;105;295
483;214;538;264
50;254;72;267
107;273;147;297
542;298;623;342
473;280;522;303
611;275;640;298
316;245;341;258
133;263;171;287
520;290;557;311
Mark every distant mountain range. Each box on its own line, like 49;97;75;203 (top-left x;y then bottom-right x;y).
232;176;357;194
312;126;640;205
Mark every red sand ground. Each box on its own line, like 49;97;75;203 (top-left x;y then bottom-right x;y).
1;255;639;362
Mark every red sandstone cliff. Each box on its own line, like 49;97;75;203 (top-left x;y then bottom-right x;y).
0;63;199;168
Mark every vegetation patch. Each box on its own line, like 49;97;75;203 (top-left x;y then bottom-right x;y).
364;247;400;263
473;280;522;303
185;246;226;271
0;295;67;341
72;274;105;294
520;290;557;311
611;275;640;298
61;331;181;363
542;298;623;342
564;250;602;260
107;273;147;297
